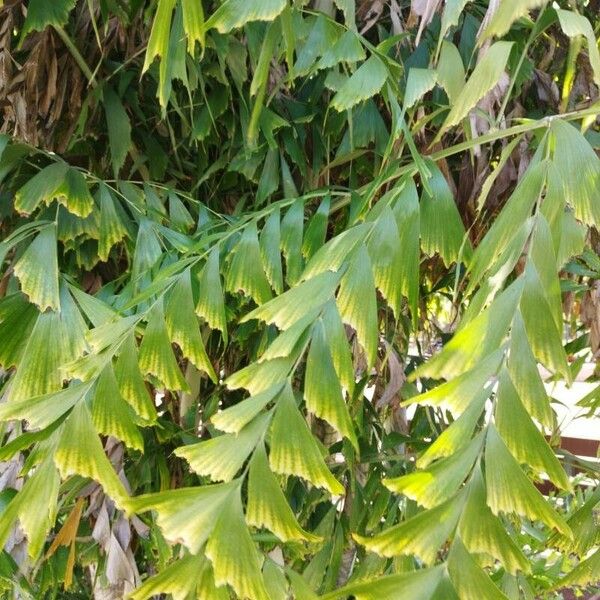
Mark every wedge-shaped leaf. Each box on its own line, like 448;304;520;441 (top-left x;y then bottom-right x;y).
205;0;287;33
337;245;378;369
385;432;483;509
559;548;600;589
404;68;438;110
97;184;128;261
305;319;357;448
420;162;470;266
520;262;570;382
458;465;530;575
495;370;569;490
20;0;76;37
550;119;600;227
242;270;340;330
409;350;502;414
261;310;317;362
416;278;522;379
355;491;465;564
103;87;131;178
269;384;344;495
0;458;59;560
52;167;94;218
418;387;488;468
14;162;68;215
294;16;341;76
181;0;205;51
507;312;553;428
166;269;216;381
92;366;143;452
281;199;304;286
196;247;228;341
55;402;128;505
447;536;509;600
556;10;600;87
247;442;320;543
320;565;444;600
175;412;271;482
260;209;284;295
303;223;369;279
13;225;60;312
139;301;189;392
226;357;292;395
437;40;465;103
0;381;91;429
302;196;330;260
331;56;388;112
115;333;157;422
484;425;570;537
168;192;194;232
212;384;282;434
132;218;163;286
321;300;355;395
481;0;547;39
143;0;176;72
127;481;238;554
438;41;513;135
205;487;270;600
317;30;365;70
0;293;38;368
129;554;227;600
226;222;272;304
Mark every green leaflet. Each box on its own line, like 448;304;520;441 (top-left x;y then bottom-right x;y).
294;15;340;76
131;218;163;285
336;244;378;369
168;192;194;232
181;0;205;52
175;412;271;482
260;309;316;361
195;247;228;341
115;333;157;422
103;86;131;178
447;536;510;600
438;42;513;137
55;402;128;506
143;0;176;73
139;301;190;392
0;293;38;368
206;0;287;33
419;162;470;266
226;356;292;395
242;270;340;330
320;565;444;600
437;41;465;103
0;381;92;429
481;0;547;40
417;386;488;468
495;369;570;491
269;384;344;495
260;209;284;295
20;0;76;38
415;278;522;379
165;269;216;381
556;10;600;87
13;224;60;312
52;167;95;218
304;319;357;448
0;458;59;560
439;1;471;46
559;548;600;589
226;222;272;304
407;351;502;414
281;199;304;286
98;183;128;262
302;196;330;260
484;425;571;537
91;366;144;452
385;432;483;509
331;56;388;112
127;481;238;554
458;465;530;575
404;68;438;110
205;486;270;600
212;384;282;433
247;442;320;543
355;491;465;564
317;30;365;70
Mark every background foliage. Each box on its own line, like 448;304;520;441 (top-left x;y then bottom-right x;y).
0;0;600;597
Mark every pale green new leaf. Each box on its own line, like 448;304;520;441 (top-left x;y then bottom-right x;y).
484;425;571;537
437;41;465;102
269;384;344;495
175;412;271;482
206;0;287;33
305;319;357;448
13;225;60;312
247;442;320;543
55;402;128;505
196;247;228;341
482;0;547;40
331;56;388;112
